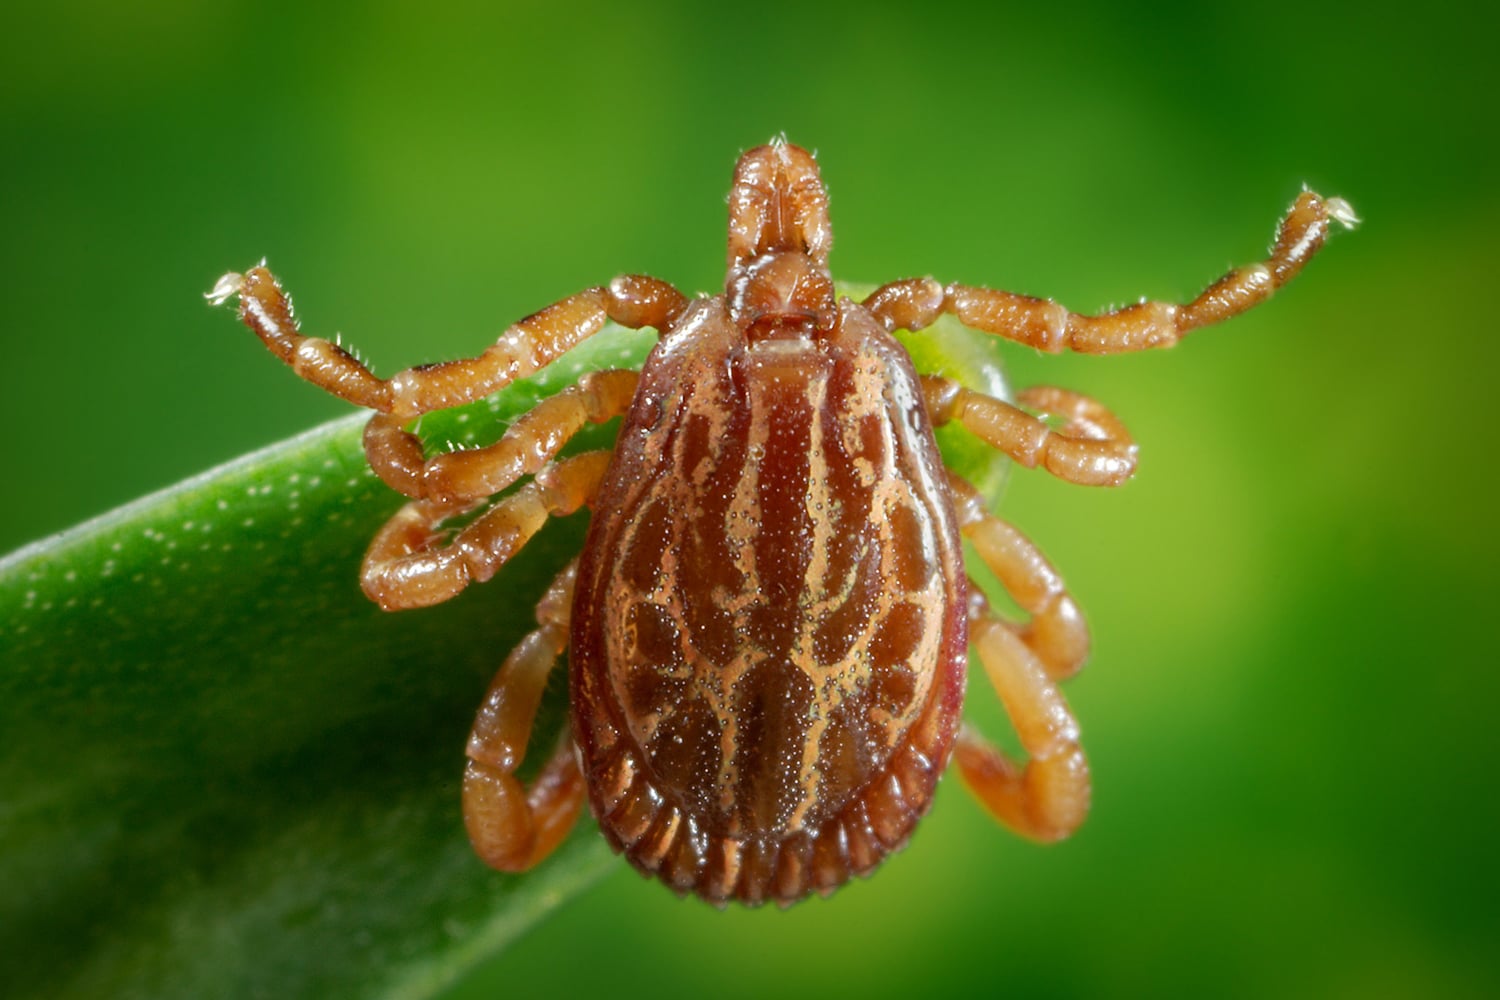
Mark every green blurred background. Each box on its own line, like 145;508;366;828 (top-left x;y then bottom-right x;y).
3;1;1495;997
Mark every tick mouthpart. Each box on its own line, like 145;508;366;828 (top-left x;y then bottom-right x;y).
726;142;833;269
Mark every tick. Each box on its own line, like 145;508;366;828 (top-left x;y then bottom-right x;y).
208;139;1355;906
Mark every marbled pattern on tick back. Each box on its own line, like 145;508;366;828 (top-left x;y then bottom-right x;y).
570;299;968;904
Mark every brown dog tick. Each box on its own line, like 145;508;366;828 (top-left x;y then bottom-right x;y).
208;138;1355;906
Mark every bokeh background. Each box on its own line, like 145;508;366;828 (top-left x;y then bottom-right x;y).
3;1;1496;997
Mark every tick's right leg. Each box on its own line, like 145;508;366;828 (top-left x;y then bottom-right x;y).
864;190;1357;354
208;266;685;418
948;473;1091;842
923;377;1138;487
464;560;585;872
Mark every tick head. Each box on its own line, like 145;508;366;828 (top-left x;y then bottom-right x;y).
725;138;837;341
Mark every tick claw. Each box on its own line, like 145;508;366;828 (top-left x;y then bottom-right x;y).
205;271;244;307
1326;196;1360;230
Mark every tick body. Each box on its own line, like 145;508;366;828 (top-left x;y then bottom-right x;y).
211;139;1355;906
572;295;967;901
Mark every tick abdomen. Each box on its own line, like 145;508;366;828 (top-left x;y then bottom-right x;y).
570;299;968;904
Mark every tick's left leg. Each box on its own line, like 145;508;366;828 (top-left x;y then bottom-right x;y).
948;473;1091;842
209;266;684;417
361;449;609;610
362;368;639;501
864;190;1357;354
464;560;585;872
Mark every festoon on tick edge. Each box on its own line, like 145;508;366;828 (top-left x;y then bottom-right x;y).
208;138;1355;907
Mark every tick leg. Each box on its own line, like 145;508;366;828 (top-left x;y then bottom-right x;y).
949;475;1090;841
863;190;1357;354
923;376;1138;487
362;368;640;500
957;598;1090;841
361;449;610;610
464;560;586;872
948;473;1089;679
207;266;686;418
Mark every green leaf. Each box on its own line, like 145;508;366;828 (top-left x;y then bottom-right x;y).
0;304;1007;1000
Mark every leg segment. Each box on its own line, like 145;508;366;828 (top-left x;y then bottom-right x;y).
950;472;1091;841
864;190;1357;354
957;598;1090;842
361;449;611;610
207;267;686;418
947;473;1090;679
923;376;1138;487
463;560;586;872
362;368;640;500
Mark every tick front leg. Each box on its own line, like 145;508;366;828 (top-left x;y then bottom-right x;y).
864;190;1357;354
207;267;686;418
949;474;1091;841
361;449;610;610
923;376;1138;487
362;368;640;500
464;560;586;872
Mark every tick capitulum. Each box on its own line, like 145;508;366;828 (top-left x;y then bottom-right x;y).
210;138;1355;906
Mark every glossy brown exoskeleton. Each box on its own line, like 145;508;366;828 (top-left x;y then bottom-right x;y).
210;139;1355;906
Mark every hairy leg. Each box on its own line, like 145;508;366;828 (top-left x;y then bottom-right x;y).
864;190;1356;353
208;266;684;417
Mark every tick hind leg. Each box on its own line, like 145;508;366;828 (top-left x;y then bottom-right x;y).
464;560;586;872
948;473;1091;842
864;189;1357;354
